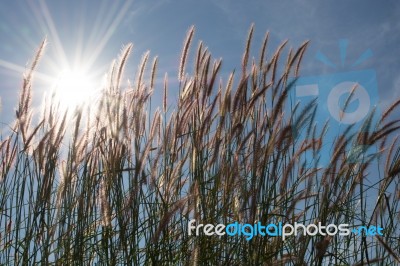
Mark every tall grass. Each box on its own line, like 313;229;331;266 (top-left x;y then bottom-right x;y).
0;25;399;265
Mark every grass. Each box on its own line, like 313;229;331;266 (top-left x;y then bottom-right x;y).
0;25;400;265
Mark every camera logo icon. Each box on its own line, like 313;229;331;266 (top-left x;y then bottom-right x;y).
291;40;380;168
327;81;370;124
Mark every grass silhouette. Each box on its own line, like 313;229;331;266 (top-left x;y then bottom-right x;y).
0;25;399;265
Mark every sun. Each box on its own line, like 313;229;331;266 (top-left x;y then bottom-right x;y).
53;68;99;110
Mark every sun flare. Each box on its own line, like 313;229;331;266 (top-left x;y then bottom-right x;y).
53;68;99;109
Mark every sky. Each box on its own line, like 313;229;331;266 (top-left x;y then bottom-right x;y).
0;0;399;126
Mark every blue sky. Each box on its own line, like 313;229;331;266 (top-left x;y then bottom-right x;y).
0;0;399;125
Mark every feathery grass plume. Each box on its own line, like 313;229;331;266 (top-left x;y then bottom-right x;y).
294;41;309;76
339;83;359;120
16;39;47;143
242;23;254;77
163;72;168;112
284;42;309;79
221;71;234;116
150;56;158;90
232;75;249;115
152;197;189;243
178;25;195;81
24;38;47;86
206;59;222;98
116;43;133;90
0;138;15;182
199;53;211;92
385;136;399;174
180;78;194;101
388;145;400;177
270;39;288;84
270;79;292;125
99;178;111;228
136;51;150;89
259;31;269;70
370;120;400;144
248;81;272;111
107;59;117;93
195;41;204;77
284;48;293;78
250;58;258;91
380;98;400;124
22;119;44;153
